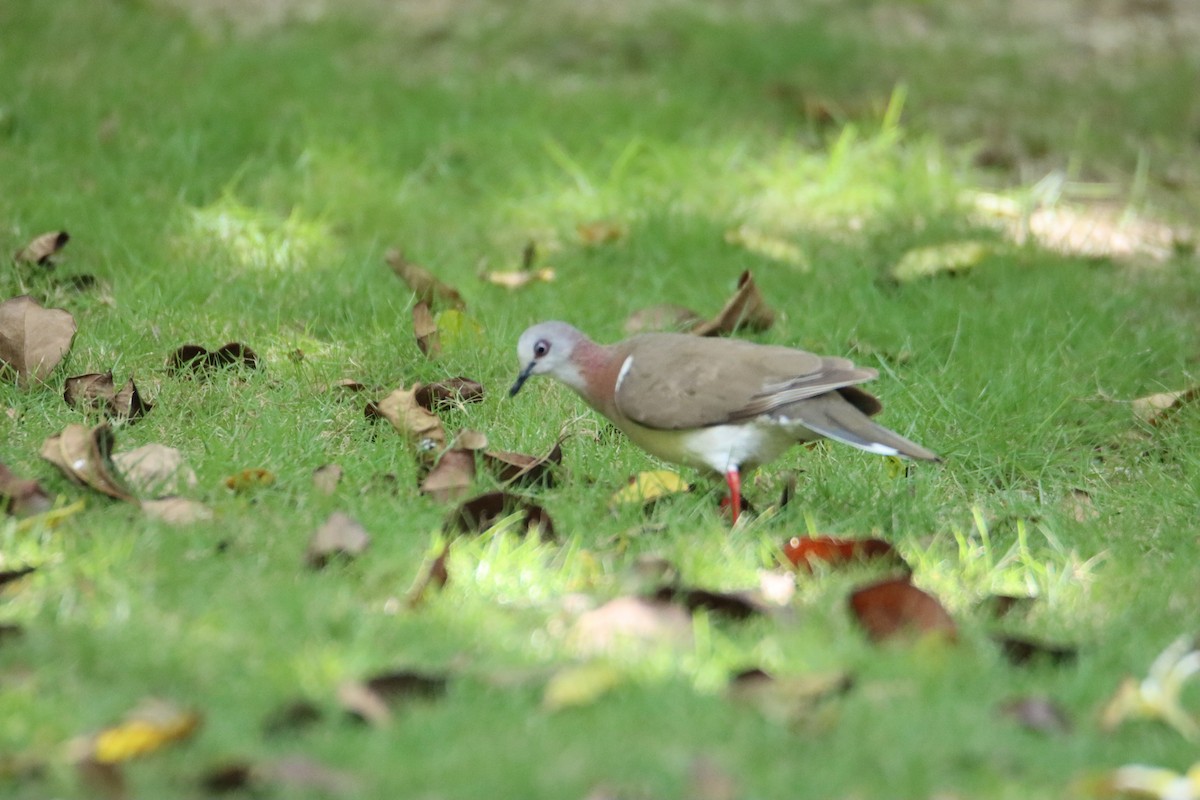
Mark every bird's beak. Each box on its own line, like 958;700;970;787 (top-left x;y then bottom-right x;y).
509;361;536;397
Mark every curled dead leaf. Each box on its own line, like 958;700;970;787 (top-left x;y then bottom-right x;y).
64;372;153;422
166;342;258;375
15;231;70;265
848;576;957;643
451;429;489;451
446;491;555;540
338;669;449;725
481;439;563;487
307;512;371;568
412;301;440;357
690;270;776;336
312;463;343;495
783;535;905;573
376;385;446;447
0;461;54;516
0;295;77;386
413;378;485;411
223;468;275;493
419;449;476;502
40;423;135;502
385;249;465;311
1133;387;1200;426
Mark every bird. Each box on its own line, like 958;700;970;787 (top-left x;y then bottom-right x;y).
510;321;939;523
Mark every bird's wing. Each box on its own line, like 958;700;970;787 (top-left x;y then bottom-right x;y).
612;334;879;430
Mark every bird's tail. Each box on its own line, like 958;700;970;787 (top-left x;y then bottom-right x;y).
779;395;941;462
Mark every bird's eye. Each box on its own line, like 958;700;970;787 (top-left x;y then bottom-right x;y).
533;339;551;358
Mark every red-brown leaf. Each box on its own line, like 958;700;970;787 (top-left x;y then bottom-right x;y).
783;535;904;572
848;576;957;643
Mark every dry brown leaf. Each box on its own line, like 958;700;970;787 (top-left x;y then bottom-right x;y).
112;444;196;497
483;267;556;290
481;439;564;487
623;304;704;335
329;378;369;393
39;423;135;502
450;429;489;451
385;249;465;310
690;270;776;336
140;497;213;525
412;301;440;357
577;220;626;245
652;585;764;621
1133;387;1200;425
14;231;70;265
0;295;77;386
312;464;343;495
338;669;449;725
376;386;446;447
848;576;957;643
413;378;485;411
261;700;323;737
405;542;451;609
1066;488;1099;522
306;512;371;568
445;491;555;540
570;596;693;655
63;371;154;421
0;461;54;516
223;468;275;493
419;449;476;502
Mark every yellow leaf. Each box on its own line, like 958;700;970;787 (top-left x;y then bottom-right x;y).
543;663;622;711
433;309;485;351
724;226;809;270
610;470;689;507
890;241;990;283
223;468;276;493
90;700;201;764
483;268;556;290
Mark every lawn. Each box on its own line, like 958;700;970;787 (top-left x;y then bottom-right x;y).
2;1;1199;798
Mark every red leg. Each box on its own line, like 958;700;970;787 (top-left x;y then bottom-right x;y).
725;467;742;525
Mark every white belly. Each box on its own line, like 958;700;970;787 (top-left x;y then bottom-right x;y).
617;417;813;475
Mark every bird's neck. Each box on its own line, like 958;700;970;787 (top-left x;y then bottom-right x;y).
563;339;624;417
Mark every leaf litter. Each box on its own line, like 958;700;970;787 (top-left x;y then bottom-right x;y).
63;372;153;422
0;295;77;385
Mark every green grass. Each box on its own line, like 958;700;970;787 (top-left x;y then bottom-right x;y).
2;1;1199;797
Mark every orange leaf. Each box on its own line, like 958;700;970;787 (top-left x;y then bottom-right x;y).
848;576;956;643
783;535;904;572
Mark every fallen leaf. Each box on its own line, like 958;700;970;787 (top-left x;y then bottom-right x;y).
40;423;135;502
405;542;451;608
783;535;905;572
14;231;70;265
166;342;258;375
724;226;809;269
329;378;368;393
446;491;555;540
376;386;446;447
0;461;54;516
728;668;854;727
1101;635;1200;740
993;634;1078;667
577;220;626;245
999;695;1071;735
481;439;563;487
0;565;36;589
1066;488;1100;522
0;295;77;385
385;249;465;310
413;378;485;411
306;512;371;568
848;576;957;643
889;241;990;283
543;663;622;711
223;468;275;493
112;444;196;497
570;596;693;655
484;267;556;289
1089;761;1200;800
610;470;690;509
74;699;201;765
261;700;323;737
312;464;343;495
623;304;705;335
140;497;212;525
1133;387;1200;426
412;301;440;357
690;270;776;336
450;429;489;451
201;762;253;793
63;372;152;422
652;585;763;621
262;755;358;795
338;669;449;725
419;449;476;502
